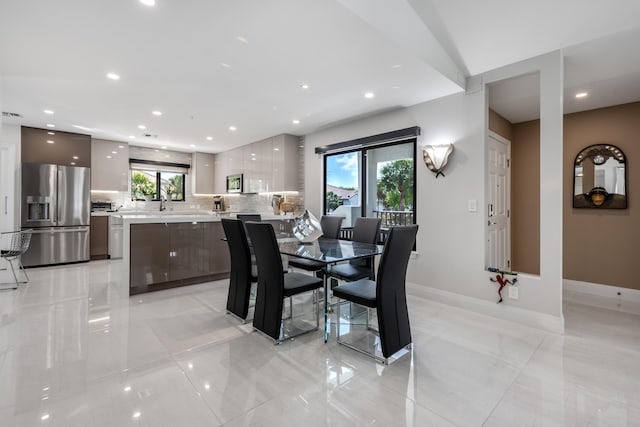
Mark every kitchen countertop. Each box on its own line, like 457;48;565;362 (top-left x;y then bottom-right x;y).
112;211;294;224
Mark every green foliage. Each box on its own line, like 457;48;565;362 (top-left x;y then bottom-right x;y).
131;172;156;197
378;159;414;211
326;191;342;212
167;175;183;200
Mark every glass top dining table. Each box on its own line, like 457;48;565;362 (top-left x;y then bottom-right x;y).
278;237;384;342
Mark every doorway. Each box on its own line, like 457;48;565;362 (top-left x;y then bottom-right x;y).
486;131;511;271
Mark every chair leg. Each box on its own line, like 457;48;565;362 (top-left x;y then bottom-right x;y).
336;297;342;343
20;259;29;283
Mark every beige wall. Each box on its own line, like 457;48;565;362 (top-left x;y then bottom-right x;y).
512;120;540;274
488;109;513;141
564;102;640;289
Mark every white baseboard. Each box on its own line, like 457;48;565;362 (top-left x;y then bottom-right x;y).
563;279;640;303
407;282;565;334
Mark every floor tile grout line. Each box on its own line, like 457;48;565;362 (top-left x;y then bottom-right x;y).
480;333;549;426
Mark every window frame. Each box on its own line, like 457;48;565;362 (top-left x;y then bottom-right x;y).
322;138;417;225
131;170;186;202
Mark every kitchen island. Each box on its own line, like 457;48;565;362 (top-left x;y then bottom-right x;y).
119;212;293;295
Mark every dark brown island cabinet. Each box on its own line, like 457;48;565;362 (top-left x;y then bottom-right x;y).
129;221;231;294
90;216;109;260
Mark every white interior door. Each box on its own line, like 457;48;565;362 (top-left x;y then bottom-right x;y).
0;143;17;233
486;132;511;270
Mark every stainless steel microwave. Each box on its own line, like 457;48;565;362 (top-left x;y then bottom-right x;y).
226;174;243;193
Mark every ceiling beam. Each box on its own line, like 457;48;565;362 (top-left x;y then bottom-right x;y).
336;0;466;89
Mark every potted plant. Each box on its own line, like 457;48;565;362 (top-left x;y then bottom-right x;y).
131;172;156;201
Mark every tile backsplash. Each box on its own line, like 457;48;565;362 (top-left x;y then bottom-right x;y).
91;191;304;215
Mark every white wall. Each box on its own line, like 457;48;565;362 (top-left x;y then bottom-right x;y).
304;51;564;332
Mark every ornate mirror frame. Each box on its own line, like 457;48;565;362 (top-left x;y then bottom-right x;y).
573;144;627;209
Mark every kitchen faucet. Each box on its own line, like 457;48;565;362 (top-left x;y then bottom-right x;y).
159;196;166;211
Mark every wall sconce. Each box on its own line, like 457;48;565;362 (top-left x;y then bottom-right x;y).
422;143;454;178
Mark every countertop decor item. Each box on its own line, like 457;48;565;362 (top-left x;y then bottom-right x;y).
292;210;322;242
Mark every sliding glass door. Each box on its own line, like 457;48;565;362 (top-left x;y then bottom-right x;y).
324;139;416;227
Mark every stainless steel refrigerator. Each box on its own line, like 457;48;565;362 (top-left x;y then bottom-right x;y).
21;163;90;266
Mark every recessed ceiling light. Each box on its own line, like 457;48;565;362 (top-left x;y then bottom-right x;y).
292;119;300;124
391;64;402;69
229;126;237;131
138;125;146;130
189;144;196;148
206;136;213;141
46;140;54;144
139;0;155;6
220;62;231;68
119;145;124;148
46;124;55;128
236;36;248;44
575;92;588;98
47;131;55;135
132;412;141;419
152;110;162;116
273;147;280;151
72;156;79;159
364;92;375;99
111;151;117;154
128;135;135;139
106;73;120;80
41;414;50;421
106;156;112;159
44;109;54;115
300;84;309;90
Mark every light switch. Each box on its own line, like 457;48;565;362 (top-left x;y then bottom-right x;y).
468;199;477;212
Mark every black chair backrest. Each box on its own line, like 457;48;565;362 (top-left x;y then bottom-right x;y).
245;222;285;340
375;225;418;358
352;217;381;244
236;214;262;223
320;215;343;239
221;218;253;319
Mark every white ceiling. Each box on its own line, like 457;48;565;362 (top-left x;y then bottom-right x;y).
2;0;640;152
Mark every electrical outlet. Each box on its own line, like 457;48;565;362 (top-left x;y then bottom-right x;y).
508;286;519;300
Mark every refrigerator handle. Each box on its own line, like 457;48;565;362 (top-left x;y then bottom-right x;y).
4;196;7;215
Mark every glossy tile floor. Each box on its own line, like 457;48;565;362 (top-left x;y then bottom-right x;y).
1;260;639;426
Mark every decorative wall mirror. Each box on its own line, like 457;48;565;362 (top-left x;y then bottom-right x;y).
573;144;627;208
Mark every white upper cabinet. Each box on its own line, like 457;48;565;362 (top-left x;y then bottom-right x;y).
191;152;215;195
91;139;129;192
270;134;300;192
212;133;300;194
213;151;227;194
243;138;271;193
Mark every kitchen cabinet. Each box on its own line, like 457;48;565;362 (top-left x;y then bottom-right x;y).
243;138;271;193
191;152;215;195
90;216;109;260
212;133;301;194
213;151;228;194
22;127;91;167
91;139;129;192
270;134;300;192
130;223;171;292
129;221;231;294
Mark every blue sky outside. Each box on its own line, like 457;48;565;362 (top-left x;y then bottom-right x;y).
326;152;359;189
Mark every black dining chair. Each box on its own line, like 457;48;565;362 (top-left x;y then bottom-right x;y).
327;217;381;283
0;229;33;290
288;215;344;274
333;225;418;364
246;222;323;343
236;214;262;223
221;218;257;322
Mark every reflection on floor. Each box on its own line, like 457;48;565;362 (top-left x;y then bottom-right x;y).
0;260;639;426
